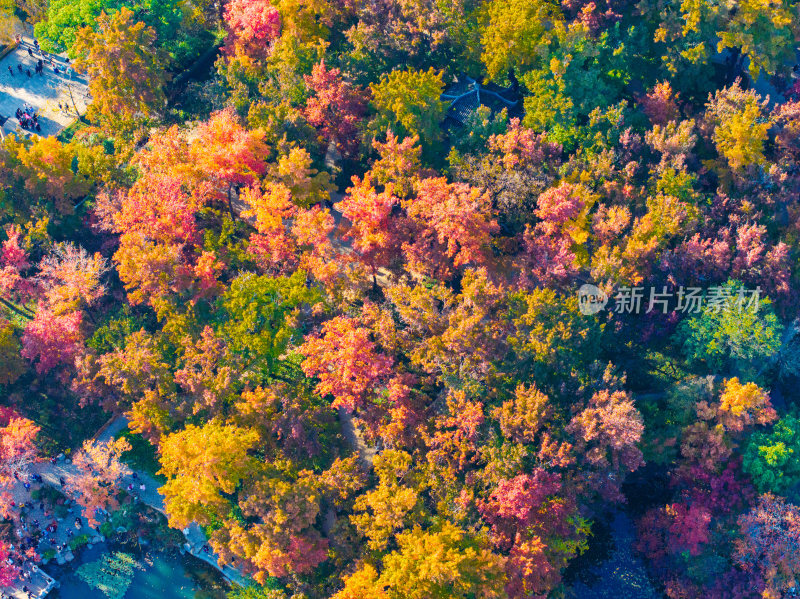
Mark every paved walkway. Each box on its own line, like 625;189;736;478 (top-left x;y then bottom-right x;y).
0;38;89;138
1;470;96;598
0;562;55;599
93;417;249;587
0;415;248;596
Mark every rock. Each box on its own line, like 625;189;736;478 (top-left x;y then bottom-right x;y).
65;551;74;561
55;556;65;565
116;526;127;533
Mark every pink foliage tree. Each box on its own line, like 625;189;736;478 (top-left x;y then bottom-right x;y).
0;227;35;313
479;469;583;599
566;389;645;502
402;178;499;280
21;307;83;374
66;438;132;526
518;182;588;289
223;0;281;60
304;60;367;157
0;409;39;521
299;315;394;412
339;174;403;274
0;542;19;586
735;494;800;598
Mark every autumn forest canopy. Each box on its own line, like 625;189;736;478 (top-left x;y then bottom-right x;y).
1;0;800;597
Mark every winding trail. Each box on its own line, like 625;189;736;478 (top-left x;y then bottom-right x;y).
32;416;249;588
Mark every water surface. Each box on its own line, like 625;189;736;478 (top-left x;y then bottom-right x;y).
46;542;228;599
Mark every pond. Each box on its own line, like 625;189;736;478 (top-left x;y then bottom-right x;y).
44;542;229;599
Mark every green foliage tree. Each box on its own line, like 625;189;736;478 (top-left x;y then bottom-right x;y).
216;271;321;380
370;67;446;158
35;0;214;67
0;323;25;385
676;281;783;376
743;414;800;495
521;22;631;149
715;0;799;79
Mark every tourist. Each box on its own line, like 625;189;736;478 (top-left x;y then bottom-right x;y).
26;48;31;57
58;476;64;487
25;69;30;78
16;64;21;72
140;483;146;491
7;66;12;76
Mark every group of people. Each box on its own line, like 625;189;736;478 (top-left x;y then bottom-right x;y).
15;105;40;132
6;36;72;80
2;474;61;599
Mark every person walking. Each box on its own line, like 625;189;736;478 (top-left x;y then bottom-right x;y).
7;66;12;76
